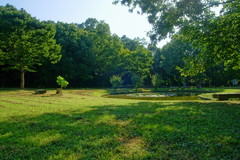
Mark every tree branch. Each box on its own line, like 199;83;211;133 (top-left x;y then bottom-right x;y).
206;0;236;8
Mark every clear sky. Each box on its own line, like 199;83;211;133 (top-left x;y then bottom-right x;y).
0;0;160;44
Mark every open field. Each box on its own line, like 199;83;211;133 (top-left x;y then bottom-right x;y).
0;88;240;159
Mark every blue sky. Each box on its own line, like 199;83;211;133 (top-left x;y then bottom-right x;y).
0;0;159;44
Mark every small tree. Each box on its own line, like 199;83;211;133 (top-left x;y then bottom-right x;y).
110;75;123;91
151;73;162;90
131;74;144;92
56;76;69;95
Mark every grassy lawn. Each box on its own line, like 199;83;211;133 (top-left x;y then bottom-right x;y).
0;88;239;159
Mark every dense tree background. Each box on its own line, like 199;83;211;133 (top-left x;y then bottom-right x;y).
0;3;239;88
114;0;240;86
0;5;61;89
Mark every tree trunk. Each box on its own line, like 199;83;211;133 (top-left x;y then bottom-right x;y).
20;70;25;89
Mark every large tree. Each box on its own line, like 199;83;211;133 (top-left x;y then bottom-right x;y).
182;1;240;71
80;18;127;87
114;0;240;73
55;22;95;85
125;45;153;78
0;5;61;89
114;0;236;39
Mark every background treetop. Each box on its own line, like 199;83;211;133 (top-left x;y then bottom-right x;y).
113;0;238;42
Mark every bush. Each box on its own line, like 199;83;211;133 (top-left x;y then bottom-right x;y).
131;74;144;92
110;75;123;91
151;73;162;89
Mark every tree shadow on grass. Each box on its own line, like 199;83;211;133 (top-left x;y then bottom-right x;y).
0;102;239;159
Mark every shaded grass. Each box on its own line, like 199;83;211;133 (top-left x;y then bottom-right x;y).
0;89;240;159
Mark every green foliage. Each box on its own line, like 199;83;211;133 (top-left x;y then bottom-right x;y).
159;34;200;84
54;22;95;82
131;74;144;91
183;3;240;71
0;5;61;88
125;46;153;77
1;2;238;88
121;36;147;51
115;0;240;76
0;5;62;68
79;19;127;87
114;0;218;41
110;75;123;90
151;73;162;89
56;76;69;95
56;76;69;88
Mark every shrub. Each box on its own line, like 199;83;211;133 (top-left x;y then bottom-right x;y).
131;74;144;92
151;73;162;90
110;75;123;91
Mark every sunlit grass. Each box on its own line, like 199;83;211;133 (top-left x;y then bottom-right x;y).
199;87;240;100
0;88;239;159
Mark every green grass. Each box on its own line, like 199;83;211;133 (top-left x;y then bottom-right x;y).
198;87;240;100
0;88;240;159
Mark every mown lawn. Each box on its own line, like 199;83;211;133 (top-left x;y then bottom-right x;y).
0;88;239;160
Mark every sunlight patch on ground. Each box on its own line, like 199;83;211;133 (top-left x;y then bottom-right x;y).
96;114;132;127
122;138;148;158
142;124;159;130
0;132;13;138
96;114;116;124
155;106;188;112
188;110;206;116
162;125;178;132
49;149;82;160
93;137;115;146
27;130;62;146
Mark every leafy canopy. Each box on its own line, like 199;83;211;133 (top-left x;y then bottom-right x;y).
114;0;240;74
0;4;62;89
56;76;69;88
114;0;237;41
110;75;123;89
0;4;62;72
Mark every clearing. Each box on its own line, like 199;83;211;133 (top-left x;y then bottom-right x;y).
0;88;239;159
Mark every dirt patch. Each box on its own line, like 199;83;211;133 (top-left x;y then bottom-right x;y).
0;105;5;108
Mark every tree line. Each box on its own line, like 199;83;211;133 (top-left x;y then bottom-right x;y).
114;0;240;86
0;4;239;89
